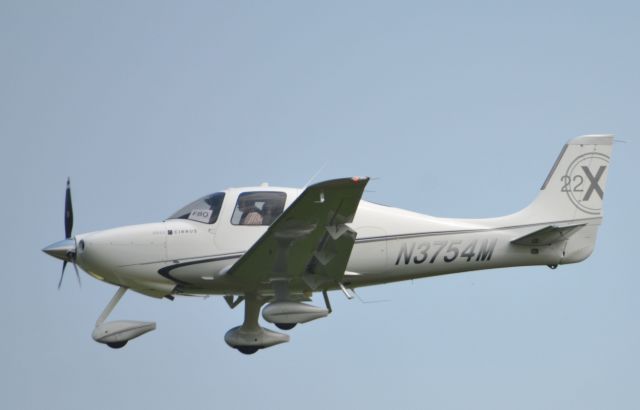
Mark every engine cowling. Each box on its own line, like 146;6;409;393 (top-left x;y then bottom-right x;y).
92;320;156;345
262;301;328;325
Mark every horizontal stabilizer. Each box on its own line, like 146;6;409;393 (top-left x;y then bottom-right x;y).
511;224;585;246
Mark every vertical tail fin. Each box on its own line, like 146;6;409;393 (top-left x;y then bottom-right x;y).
513;135;614;264
520;134;613;223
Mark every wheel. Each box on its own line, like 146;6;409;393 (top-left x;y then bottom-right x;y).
107;341;127;349
275;323;296;330
237;346;259;355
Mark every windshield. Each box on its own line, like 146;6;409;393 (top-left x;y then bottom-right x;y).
168;192;225;224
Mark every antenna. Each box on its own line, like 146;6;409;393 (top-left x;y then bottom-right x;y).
302;161;328;189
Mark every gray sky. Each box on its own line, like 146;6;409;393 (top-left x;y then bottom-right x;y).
2;1;639;409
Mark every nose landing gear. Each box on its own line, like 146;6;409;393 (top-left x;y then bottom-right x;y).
91;287;157;349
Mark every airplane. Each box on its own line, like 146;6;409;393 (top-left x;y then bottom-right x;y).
43;135;613;354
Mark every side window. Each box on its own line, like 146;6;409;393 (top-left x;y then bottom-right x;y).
232;192;286;226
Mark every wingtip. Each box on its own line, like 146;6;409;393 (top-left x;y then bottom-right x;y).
306;176;370;190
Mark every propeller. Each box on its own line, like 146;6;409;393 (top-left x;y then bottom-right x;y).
43;178;81;289
60;178;81;288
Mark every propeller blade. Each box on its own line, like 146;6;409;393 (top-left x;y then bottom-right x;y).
52;179;80;290
65;178;74;239
72;261;81;287
58;260;67;290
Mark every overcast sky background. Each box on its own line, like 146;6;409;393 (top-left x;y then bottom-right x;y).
1;1;639;409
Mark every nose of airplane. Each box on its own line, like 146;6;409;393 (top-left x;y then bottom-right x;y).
42;238;76;262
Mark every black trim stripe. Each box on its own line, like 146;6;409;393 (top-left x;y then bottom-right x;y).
157;254;242;284
119;251;244;268
354;217;601;244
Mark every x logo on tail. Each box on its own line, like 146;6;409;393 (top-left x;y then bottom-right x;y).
581;165;606;201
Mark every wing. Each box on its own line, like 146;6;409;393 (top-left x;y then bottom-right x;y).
511;224;586;246
227;177;369;291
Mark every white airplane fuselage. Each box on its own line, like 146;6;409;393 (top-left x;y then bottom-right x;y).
74;189;601;298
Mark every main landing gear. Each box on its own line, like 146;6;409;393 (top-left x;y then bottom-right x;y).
224;293;290;355
224;289;334;354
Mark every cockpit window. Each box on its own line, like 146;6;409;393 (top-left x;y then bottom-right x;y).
232;192;286;226
168;192;225;224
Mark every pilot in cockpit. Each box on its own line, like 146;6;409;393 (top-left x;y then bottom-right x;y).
238;198;263;225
